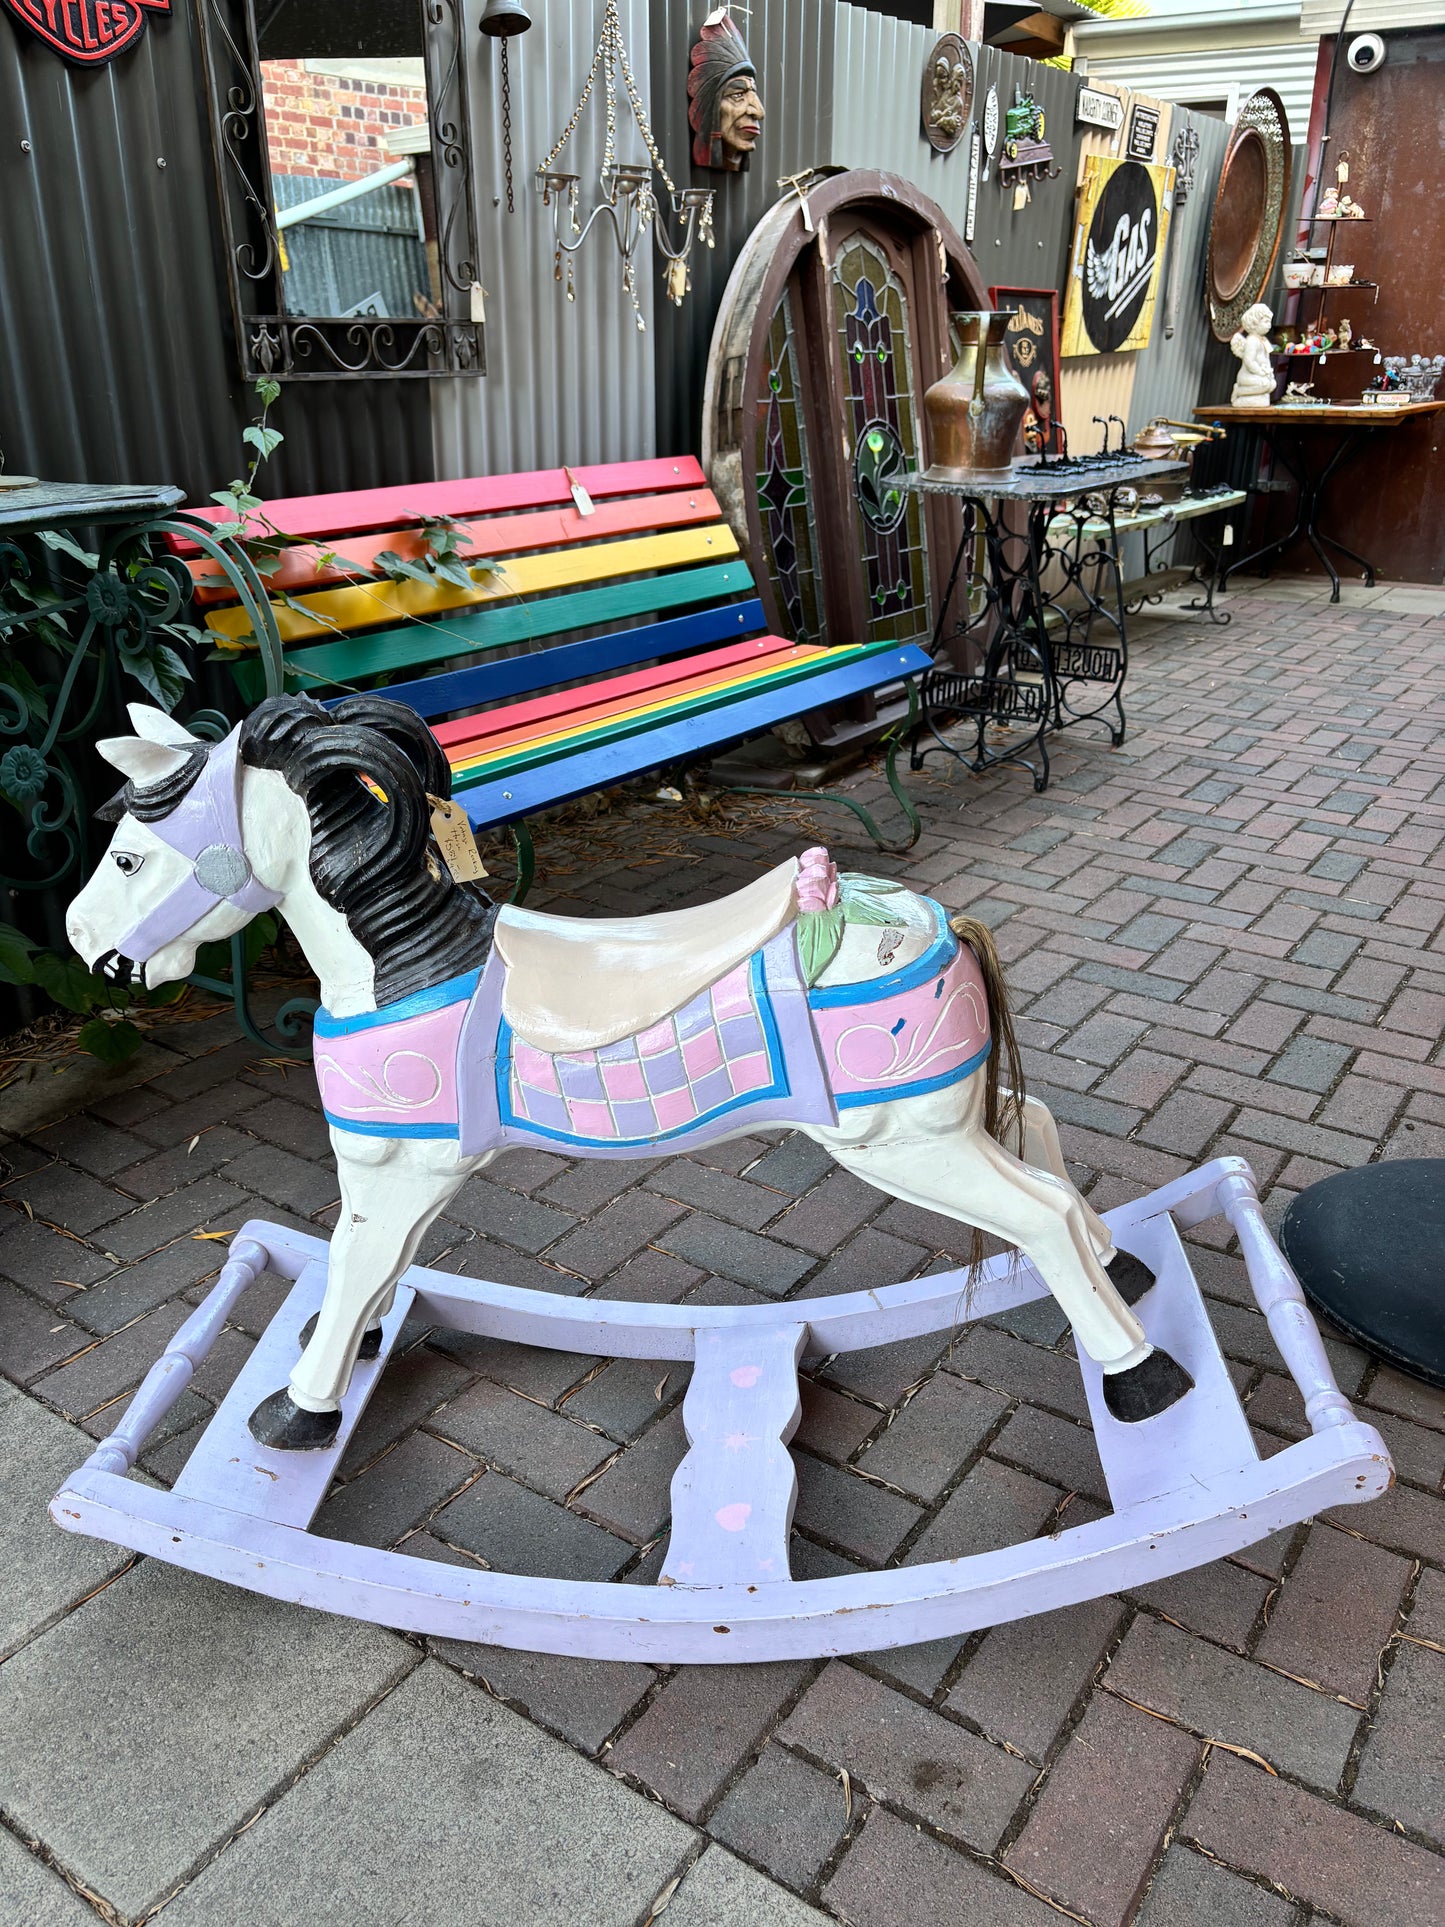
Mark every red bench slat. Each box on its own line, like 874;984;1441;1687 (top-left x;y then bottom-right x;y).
164;458;709;555
431;635;801;755
186;488;724;604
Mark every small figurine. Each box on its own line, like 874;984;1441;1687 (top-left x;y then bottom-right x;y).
1337;317;1353;350
1318;184;1340;218
1230;301;1276;406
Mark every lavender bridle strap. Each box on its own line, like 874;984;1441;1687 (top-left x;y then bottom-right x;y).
115;729;281;965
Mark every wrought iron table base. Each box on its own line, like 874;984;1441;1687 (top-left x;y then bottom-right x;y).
1224;426;1375;603
909;479;1142;794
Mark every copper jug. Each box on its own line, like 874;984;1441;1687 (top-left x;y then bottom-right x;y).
922;311;1030;480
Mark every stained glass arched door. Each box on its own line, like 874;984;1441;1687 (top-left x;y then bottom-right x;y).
705;173;986;675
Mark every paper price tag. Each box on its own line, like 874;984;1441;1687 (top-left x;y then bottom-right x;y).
1013;182;1030;212
427;794;488;883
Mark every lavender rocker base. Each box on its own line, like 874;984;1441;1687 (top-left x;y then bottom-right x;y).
51;1157;1392;1665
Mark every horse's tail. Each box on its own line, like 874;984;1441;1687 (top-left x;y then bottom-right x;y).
949;913;1026;1156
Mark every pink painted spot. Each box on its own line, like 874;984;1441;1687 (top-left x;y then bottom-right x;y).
652;1087;699;1132
711;964;754;1020
681;1028;725;1078
729;1052;770;1095
636;1020;675;1058
715;1502;752;1532
568;1099;618;1139
723;1431;755;1451
511;1041;560;1094
601;1057;648;1103
730;1365;762;1388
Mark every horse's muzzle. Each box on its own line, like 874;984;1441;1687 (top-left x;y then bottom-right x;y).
94;948;143;988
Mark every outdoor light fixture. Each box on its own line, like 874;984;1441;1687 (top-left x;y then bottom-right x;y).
535;0;714;327
479;0;531;214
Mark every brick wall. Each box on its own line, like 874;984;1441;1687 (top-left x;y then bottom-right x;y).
261;60;428;182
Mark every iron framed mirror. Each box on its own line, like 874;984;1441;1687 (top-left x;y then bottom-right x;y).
197;0;483;380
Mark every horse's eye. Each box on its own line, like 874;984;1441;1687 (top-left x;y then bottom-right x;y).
112;851;145;877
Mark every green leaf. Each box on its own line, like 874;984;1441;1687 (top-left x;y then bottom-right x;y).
36;528;100;569
430;554;479;591
243;425;285;458
30;949;108;1014
121;641;192;711
374;550;436;587
797;906;845;986
77;1016;143;1064
255;377;282;407
145;980;188;1007
0;922;41;986
0;660;50;727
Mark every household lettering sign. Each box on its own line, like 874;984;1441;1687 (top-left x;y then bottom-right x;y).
2;0;169;65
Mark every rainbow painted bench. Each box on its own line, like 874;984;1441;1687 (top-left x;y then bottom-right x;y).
168;458;929;896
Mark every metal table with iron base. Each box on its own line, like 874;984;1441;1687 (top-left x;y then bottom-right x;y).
1193;401;1445;603
906;456;1189;792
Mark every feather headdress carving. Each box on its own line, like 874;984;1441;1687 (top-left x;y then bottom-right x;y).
687;8;758;171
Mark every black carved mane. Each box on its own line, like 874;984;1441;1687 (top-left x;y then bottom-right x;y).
239;694;496;1006
95;744;209;824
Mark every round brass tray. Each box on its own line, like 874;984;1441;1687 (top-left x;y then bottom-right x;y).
1207;88;1292;341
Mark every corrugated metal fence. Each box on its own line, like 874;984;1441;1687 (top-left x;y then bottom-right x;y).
429;0;658;480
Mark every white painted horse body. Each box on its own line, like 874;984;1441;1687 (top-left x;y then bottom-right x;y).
68;697;1192;1450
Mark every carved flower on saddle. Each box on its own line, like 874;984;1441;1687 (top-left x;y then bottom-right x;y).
0;743;49;804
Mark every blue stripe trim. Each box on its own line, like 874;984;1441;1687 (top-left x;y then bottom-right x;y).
807;901;954;1008
494;948;791;1150
314;967;481;1038
323;1112;459;1139
833;1040;992;1110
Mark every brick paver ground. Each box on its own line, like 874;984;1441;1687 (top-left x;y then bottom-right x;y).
1;574;1442;1925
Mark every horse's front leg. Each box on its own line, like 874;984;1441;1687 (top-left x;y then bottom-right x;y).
247;1137;479;1450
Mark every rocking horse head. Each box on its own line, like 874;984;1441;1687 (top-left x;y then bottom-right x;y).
67;696;496;1009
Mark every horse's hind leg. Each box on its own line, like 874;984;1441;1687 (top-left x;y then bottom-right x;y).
248;1138;475;1450
811;1078;1192;1421
1008;1091;1121;1272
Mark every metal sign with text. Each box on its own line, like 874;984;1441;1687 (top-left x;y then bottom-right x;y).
2;0;170;64
1076;87;1124;132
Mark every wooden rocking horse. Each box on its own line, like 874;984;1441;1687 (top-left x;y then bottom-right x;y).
53;698;1391;1662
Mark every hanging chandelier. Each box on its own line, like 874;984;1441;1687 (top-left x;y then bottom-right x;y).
536;0;715;328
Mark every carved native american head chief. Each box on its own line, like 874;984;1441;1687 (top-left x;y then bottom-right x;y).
688;8;764;172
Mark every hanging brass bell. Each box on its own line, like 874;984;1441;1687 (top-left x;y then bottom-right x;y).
479;0;531;35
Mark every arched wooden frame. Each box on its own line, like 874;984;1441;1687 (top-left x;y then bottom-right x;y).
703;171;987;650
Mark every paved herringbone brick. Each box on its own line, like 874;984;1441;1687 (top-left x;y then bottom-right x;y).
2;580;1442;1923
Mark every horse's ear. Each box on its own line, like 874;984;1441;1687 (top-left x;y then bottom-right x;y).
127;703;199;749
96;736;195;787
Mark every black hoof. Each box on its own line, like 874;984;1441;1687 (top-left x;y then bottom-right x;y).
1102;1348;1194;1423
1107;1251;1157;1306
298;1313;383;1360
247;1387;342;1451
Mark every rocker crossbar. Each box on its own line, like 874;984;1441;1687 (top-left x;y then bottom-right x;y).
50;1158;1393;1665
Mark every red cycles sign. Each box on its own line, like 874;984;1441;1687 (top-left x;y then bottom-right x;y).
3;0;170;65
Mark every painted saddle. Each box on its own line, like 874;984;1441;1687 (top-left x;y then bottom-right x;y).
314;852;992;1158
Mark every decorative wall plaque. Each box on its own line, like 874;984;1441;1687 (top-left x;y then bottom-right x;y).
1076;87;1124;132
1127;103;1160;163
980;84;1000;182
921;32;974;154
2;0;169;65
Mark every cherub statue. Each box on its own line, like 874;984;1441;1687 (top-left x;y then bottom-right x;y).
1230;302;1276;406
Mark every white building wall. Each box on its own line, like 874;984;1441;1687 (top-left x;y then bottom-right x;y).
1076;40;1319;137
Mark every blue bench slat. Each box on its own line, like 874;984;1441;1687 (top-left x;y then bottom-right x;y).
452;645;931;830
360;598;770;721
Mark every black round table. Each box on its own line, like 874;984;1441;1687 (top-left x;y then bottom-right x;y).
1280;1160;1445;1387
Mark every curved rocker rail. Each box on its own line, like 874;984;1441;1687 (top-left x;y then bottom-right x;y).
51;1159;1393;1665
